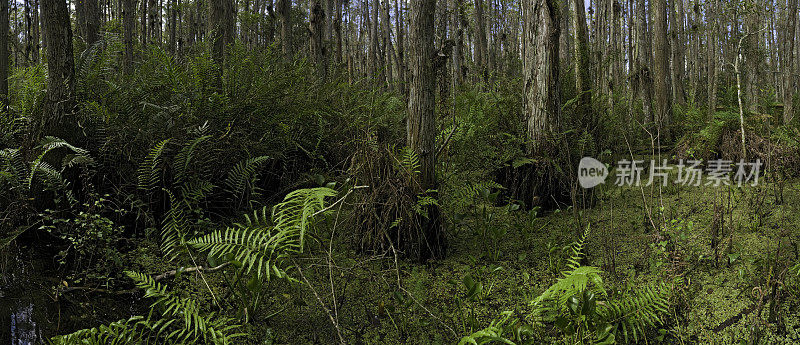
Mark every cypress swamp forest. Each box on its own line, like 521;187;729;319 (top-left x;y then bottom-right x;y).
2;0;800;343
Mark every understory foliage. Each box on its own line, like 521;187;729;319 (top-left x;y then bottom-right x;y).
461;227;673;345
50;187;337;344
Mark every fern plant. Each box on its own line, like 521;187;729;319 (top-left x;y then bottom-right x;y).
50;271;242;345
1;137;93;206
189;187;337;281
463;225;673;345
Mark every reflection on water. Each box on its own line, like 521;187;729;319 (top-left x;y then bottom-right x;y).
9;303;39;345
1;244;43;345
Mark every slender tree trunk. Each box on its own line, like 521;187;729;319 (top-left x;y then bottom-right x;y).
707;0;718;120
634;0;653;123
277;0;292;58
452;0;464;88
42;0;76;131
475;0;487;80
395;0;407;96
784;0;797;124
653;0;671;140
76;0;102;46
209;0;235;65
671;0;686;107
148;0;158;45
141;0;148;45
523;0;560;150
334;0;342;66
381;0;396;89
123;0;136;74
310;0;328;81
572;0;591;126
0;0;8;99
408;0;444;261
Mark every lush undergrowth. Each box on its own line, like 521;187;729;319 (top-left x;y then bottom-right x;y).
2;40;800;345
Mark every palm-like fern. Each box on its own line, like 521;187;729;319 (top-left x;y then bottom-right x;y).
467;225;672;344
223;155;270;206
137;138;171;191
50;272;242;345
1;137;92;205
189;187;337;281
174;135;211;184
596;282;671;343
126;271;242;344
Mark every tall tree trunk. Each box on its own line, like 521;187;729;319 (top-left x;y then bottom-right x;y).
209;0;235;65
42;0;76;132
277;0;292;58
334;0;342;66
653;0;671;140
77;0;102;46
671;0;686;107
148;0;158;45
784;0;797;124
32;0;40;64
452;0;464;88
408;0;443;261
310;0;327;81
141;0;148;45
395;0;407;96
707;0;718;120
0;0;8;100
523;0;560;150
474;0;487;80
122;0;136;74
572;0;591;126
634;0;653;123
744;9;761;113
381;0;396;89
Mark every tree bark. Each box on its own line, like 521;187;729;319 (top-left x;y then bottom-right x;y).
653;0;671;140
784;0;797;124
474;0;488;80
277;0;292;58
310;0;328;81
408;0;443;261
42;0;76;132
209;0;236;65
523;0;560;150
633;0;653;123
572;0;591;126
707;0;718;120
122;0;136;74
671;0;686;107
76;0;102;46
0;0;8;99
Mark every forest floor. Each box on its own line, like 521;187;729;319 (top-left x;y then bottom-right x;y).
4;173;799;344
267;175;800;344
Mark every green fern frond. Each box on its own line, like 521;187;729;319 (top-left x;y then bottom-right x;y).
597;281;672;344
0;148;26;188
28;137;91;189
393;146;420;178
223;155;270;205
124;271;242;344
189;220;293;281
174;135;212;184
564;225;591;275
531;265;606;317
272;187;337;252
49;316;147;345
161;190;188;260
189;187;337;280
458;311;517;345
138;139;171;191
